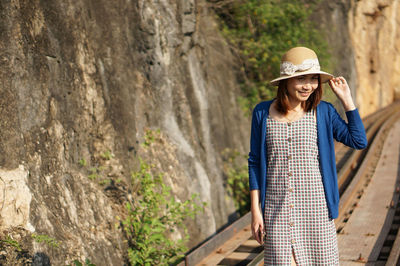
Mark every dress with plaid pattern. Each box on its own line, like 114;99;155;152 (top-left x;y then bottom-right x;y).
264;110;339;265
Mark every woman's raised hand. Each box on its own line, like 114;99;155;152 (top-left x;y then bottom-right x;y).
251;210;264;245
328;76;356;111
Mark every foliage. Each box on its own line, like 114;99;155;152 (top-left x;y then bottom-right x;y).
121;158;205;266
222;149;250;215
88;167;99;180
0;232;60;264
1;235;22;252
142;128;161;147
212;0;331;113
98;179;111;186
31;233;59;248
101;150;114;160
78;158;87;167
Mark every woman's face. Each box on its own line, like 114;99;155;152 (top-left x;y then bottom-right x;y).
286;74;319;103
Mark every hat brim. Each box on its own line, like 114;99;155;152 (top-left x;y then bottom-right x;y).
270;70;333;86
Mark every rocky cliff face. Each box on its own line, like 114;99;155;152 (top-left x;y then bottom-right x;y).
348;0;400;116
0;0;249;264
315;0;400;117
312;0;358;113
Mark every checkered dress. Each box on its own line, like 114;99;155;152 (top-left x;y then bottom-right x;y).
264;110;339;265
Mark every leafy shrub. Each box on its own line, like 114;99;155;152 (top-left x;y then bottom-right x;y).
142;128;161;147
222;149;250;216
31;233;59;248
121;158;205;265
211;0;331;113
1;235;22;252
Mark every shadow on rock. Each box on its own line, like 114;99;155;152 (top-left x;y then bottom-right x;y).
32;252;51;266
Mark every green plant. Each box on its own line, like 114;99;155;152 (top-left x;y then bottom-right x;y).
68;258;95;266
1;235;22;252
121;158;205;265
222;148;250;216
101;150;114;160
31;233;59;248
88;167;99;180
141;128;161;147
78;158;87;167
99;179;111;186
212;0;331;114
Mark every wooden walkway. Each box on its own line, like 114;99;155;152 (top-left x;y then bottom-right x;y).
337;119;400;265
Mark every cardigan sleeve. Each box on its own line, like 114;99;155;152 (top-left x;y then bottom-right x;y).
248;105;262;191
331;105;368;149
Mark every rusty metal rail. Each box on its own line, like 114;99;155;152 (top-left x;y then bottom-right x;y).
180;102;400;266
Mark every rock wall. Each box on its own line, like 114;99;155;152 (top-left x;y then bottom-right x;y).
0;0;249;264
348;0;400;116
312;0;358;113
315;0;400;117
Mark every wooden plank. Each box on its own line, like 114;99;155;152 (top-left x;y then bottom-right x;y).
225;252;259;260
337;118;400;263
196;224;252;265
221;251;258;264
184;212;251;265
336;103;400;195
242;239;261;248
246;251;264;266
387;220;400;265
335;104;400;228
235;239;263;253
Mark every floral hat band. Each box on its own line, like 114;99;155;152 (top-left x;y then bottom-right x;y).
280;58;320;76
270;47;333;86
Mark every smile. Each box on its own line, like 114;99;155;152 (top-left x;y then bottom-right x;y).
299;91;311;97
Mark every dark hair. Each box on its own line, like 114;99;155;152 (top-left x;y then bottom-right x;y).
275;76;322;115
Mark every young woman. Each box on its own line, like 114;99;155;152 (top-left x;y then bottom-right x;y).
248;47;367;265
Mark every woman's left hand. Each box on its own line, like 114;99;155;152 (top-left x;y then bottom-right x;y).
328;76;356;111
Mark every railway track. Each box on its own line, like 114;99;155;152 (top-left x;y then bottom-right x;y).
181;101;400;266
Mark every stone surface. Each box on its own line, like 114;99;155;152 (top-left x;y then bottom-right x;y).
312;0;358;112
348;0;400;116
314;0;400;116
0;165;33;230
0;0;249;264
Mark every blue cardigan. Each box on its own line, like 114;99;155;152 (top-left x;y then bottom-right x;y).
248;100;367;219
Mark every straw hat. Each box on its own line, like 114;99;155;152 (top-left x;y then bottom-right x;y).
270;47;333;86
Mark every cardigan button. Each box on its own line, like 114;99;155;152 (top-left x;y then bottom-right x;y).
288;155;292;160
289;187;293;192
288;172;293;176
291;239;296;244
287;122;292;126
288;137;292;142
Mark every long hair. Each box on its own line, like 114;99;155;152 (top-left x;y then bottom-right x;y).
275;76;322;115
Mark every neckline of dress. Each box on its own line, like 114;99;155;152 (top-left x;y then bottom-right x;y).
268;110;311;124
